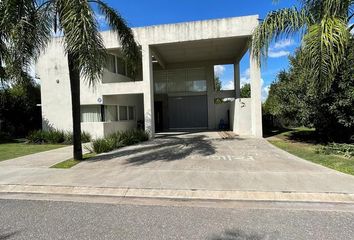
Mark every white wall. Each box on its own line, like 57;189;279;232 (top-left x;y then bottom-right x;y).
104;122;136;136
231;98;252;136
37;39;73;131
81;122;105;139
215;102;231;129
102;69;135;84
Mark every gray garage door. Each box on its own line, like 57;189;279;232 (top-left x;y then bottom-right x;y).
168;95;208;129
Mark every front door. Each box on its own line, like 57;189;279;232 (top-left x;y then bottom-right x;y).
154;101;163;132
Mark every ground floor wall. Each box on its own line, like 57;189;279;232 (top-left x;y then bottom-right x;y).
41;91;144;139
81;121;137;139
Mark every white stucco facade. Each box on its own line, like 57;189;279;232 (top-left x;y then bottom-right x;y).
36;15;263;139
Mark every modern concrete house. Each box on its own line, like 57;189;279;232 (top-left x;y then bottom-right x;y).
36;15;263;139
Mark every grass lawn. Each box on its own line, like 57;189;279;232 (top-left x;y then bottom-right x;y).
268;128;354;176
51;153;96;169
0;139;66;162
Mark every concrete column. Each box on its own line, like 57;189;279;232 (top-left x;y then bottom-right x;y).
250;53;263;138
142;44;155;138
207;65;216;129
234;63;241;98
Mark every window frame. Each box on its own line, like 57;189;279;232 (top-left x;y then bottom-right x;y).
106;53;128;77
128;106;135;121
118;105;128;121
80;105;103;123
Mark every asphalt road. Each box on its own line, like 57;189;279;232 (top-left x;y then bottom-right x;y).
1;197;354;240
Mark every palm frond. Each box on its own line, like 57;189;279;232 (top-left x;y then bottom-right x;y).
0;0;52;82
323;0;352;19
56;0;106;86
301;17;350;90
251;7;310;64
91;0;141;77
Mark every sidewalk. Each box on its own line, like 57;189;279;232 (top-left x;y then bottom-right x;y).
0;144;90;168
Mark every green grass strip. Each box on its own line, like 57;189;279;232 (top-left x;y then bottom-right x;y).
51;153;96;169
268;129;354;176
0;142;66;162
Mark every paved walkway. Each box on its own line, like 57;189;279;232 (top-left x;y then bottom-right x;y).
0;132;354;202
0;144;90;168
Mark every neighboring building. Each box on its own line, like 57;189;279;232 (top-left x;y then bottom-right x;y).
36;15;262;139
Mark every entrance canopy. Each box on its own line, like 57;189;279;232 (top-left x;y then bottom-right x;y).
151;36;249;67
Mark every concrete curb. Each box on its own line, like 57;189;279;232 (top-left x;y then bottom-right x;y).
1;184;354;203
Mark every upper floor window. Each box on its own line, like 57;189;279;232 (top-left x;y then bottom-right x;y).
154;68;207;94
106;54;127;76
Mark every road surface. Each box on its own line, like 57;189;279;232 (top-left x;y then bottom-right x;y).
0;195;354;240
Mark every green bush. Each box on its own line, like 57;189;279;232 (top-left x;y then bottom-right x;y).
91;138;116;154
91;129;149;154
45;130;65;144
27;130;45;144
27;130;91;144
317;143;354;159
81;131;92;143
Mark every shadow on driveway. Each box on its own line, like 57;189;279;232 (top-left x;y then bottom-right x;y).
210;229;278;240
0;231;19;240
86;133;232;166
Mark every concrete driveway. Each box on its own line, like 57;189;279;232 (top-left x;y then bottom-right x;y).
1;131;354;198
72;131;354;193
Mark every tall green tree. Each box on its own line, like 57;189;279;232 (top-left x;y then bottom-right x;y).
1;0;140;160
264;37;354;142
252;0;353;90
240;83;251;98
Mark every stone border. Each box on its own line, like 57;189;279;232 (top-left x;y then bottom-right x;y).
1;184;354;203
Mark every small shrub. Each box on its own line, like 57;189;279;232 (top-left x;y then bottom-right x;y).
108;132;125;148
318;143;354;158
81;131;92;143
63;132;73;145
27;130;46;144
91;138;115;154
27;130;92;144
91;129;149;154
45;129;65;144
63;131;91;144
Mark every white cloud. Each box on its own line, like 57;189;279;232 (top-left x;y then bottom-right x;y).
350;24;354;35
96;13;106;25
268;50;290;58
267;38;294;58
262;84;270;102
240;68;250;86
273;39;294;49
222;80;234;90
214;65;226;77
52;29;63;37
28;64;36;78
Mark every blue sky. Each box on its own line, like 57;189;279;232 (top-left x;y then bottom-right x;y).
98;0;303;100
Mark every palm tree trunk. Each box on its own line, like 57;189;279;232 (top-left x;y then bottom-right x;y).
68;52;83;160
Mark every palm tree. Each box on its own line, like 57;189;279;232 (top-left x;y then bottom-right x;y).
252;0;353;90
0;0;51;85
1;0;140;160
